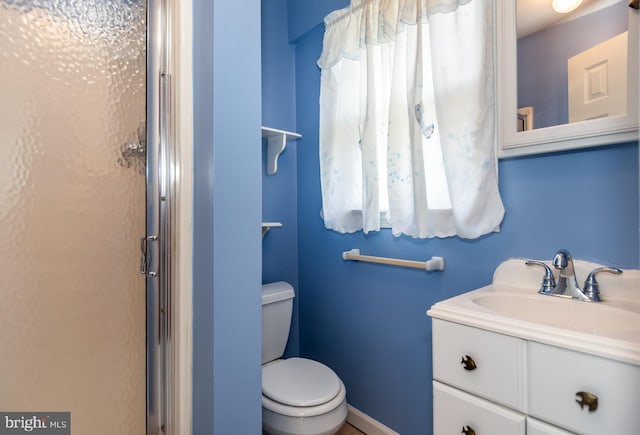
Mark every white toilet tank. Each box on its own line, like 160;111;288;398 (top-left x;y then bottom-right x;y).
262;282;295;364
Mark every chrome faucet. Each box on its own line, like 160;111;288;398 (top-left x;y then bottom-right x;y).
551;249;590;301
526;249;623;302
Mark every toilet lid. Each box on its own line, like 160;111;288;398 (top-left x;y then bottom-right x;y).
262;358;341;407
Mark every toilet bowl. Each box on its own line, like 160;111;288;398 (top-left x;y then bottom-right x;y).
262;358;347;435
262;283;347;435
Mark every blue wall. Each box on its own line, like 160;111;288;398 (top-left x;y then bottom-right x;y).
518;2;628;129
261;0;299;357
260;1;640;434
193;0;263;433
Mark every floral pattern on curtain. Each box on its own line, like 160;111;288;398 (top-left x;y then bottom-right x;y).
317;0;504;239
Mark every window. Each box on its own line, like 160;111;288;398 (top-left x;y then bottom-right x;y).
318;0;504;239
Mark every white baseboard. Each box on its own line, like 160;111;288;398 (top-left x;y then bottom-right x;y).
346;404;399;435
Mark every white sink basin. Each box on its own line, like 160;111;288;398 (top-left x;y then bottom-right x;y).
427;258;640;365
470;292;640;335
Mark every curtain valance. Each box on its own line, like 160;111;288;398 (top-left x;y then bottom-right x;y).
318;0;474;69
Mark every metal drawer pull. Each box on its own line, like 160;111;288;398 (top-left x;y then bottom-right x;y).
461;425;476;435
460;355;477;371
576;391;598;412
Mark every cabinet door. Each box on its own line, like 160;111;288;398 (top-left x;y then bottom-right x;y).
528;417;576;435
432;319;527;410
529;342;640;435
433;381;526;435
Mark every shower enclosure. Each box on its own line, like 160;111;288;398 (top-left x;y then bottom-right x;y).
0;1;173;433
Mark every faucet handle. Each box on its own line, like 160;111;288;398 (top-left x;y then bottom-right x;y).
525;260;556;294
583;267;623;301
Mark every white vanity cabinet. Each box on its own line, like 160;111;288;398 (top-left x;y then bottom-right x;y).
432;319;527;411
526;417;574;435
529;342;640;434
428;259;640;435
432;319;640;435
432;319;527;435
433;381;526;435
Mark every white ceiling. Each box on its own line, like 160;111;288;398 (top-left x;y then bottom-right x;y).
517;0;622;38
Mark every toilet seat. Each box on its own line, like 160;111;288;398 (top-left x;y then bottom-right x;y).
263;358;341;406
262;358;346;418
262;381;346;418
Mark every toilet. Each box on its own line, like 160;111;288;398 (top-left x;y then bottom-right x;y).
262;282;348;435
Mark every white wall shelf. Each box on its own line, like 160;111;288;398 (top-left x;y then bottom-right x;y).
261;126;301;175
262;222;283;238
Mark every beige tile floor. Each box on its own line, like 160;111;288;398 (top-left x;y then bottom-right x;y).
336;422;366;435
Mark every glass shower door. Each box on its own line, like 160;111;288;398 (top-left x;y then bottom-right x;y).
0;1;147;434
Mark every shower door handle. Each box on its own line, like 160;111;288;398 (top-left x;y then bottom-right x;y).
140;235;158;277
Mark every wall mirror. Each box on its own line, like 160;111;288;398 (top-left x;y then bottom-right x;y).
498;0;639;158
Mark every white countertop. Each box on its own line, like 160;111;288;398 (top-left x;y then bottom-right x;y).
427;258;640;365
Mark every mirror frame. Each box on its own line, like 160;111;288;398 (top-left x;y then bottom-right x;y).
497;1;639;159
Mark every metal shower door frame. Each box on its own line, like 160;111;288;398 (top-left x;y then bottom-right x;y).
146;0;175;433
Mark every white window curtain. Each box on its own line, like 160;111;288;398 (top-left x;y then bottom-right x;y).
317;0;505;239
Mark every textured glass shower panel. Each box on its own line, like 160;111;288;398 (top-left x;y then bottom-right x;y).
0;1;146;434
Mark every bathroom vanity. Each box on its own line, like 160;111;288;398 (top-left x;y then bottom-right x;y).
427;258;640;435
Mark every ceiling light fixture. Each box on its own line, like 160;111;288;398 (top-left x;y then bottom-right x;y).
552;0;583;13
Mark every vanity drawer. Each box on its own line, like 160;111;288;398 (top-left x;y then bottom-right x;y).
529;341;640;435
527;417;575;435
432;319;527;410
433;381;526;435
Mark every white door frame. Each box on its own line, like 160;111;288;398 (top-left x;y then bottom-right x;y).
170;0;193;433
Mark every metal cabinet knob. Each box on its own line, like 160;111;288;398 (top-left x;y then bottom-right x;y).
461;425;476;435
576;391;598;412
460;355;477;371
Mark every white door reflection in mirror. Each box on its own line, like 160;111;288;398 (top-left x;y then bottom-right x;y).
568;32;627;123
